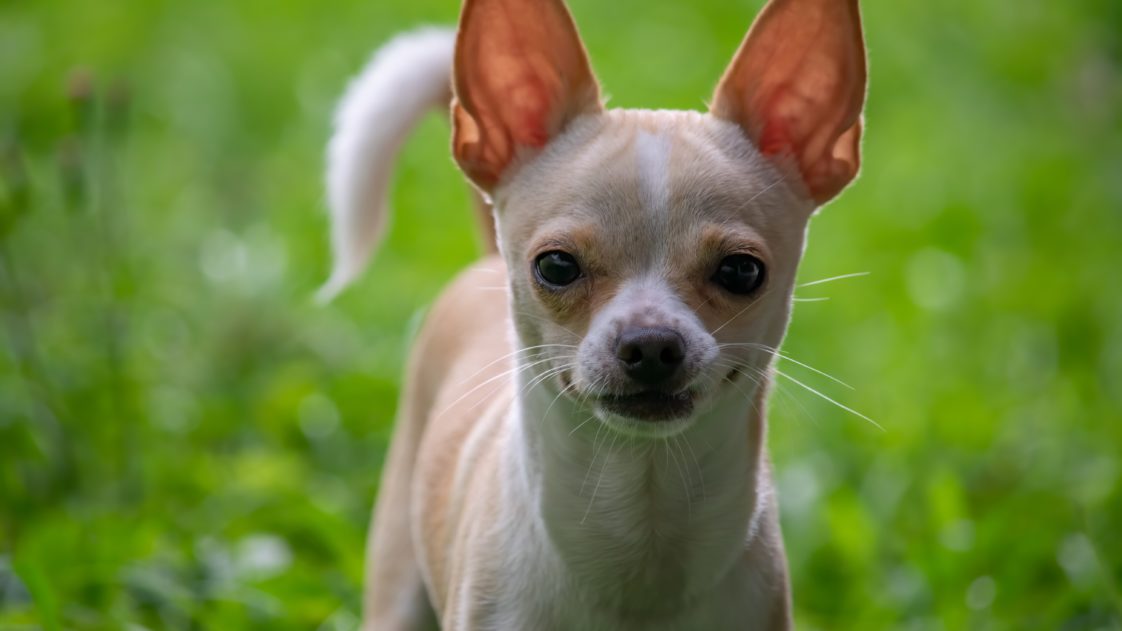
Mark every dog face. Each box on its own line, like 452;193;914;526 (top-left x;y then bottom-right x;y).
452;0;866;436
496;111;812;435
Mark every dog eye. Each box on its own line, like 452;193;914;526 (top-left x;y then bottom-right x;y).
534;251;582;287
712;254;765;295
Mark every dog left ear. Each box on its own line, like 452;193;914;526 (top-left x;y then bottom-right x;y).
711;0;867;205
452;0;602;192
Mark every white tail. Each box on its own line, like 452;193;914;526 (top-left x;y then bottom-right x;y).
318;28;456;302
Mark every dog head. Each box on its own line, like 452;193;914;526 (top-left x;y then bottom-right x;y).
452;0;866;436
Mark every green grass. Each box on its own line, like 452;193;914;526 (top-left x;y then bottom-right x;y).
1;0;1120;629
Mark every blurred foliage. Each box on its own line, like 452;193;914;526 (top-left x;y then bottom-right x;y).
1;0;1120;629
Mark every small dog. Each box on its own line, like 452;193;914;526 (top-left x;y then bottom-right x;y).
322;0;867;628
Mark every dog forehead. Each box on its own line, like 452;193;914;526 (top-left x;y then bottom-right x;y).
498;109;798;240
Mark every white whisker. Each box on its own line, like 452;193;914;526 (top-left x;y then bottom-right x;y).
797;271;869;288
665;437;692;522
744;177;784;206
542;380;578;419
438;354;569;415
740;364;818;427
454;344;578;386
568;414;598;437
719;342;854;390
774;369;883;431
680;435;706;501
521;360;578;395
579;420;608;497
710;296;762;335
582;430;619;525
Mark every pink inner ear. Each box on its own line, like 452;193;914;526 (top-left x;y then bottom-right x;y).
509;81;554;149
754;79;858;190
754;90;799;158
451;0;601;191
710;0;866;204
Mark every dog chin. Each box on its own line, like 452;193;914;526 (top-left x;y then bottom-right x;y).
591;390;700;438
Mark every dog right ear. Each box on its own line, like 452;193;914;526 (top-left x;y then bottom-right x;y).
711;0;867;205
451;0;602;192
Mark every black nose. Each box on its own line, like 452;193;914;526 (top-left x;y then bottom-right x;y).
616;327;686;386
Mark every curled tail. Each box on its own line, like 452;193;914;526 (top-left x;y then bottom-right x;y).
318;28;457;302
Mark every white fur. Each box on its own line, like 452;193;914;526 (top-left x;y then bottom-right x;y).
634;130;672;223
318;28;456;302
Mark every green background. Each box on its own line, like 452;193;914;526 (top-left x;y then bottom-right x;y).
1;0;1120;628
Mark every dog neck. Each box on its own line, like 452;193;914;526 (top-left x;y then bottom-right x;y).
506;359;771;615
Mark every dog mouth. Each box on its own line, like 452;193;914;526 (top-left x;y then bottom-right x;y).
597;389;695;422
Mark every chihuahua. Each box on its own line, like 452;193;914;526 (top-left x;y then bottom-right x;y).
322;0;867;628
